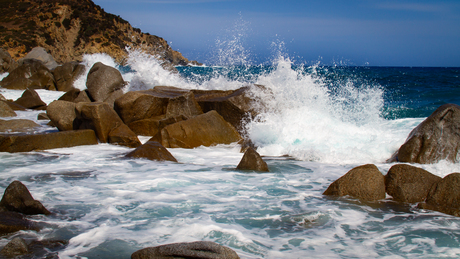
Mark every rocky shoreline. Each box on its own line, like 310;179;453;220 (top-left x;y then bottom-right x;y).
1;47;460;258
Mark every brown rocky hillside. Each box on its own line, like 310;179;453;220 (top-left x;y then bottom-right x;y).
0;0;199;66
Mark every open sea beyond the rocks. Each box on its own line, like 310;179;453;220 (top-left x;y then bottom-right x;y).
1;50;460;258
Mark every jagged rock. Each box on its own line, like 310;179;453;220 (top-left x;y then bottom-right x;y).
58;88;92;103
165;91;203;119
385;164;442;203
0;119;41;133
388;104;460;164
53;61;85;92
0;129;98;152
419;173;460;216
20;47;59;71
0;181;50;215
0;211;38;235
114;91;169;124
125;141;177;162
13;88;47;110
160;110;242;148
86;62;125;103
1;100;27;111
0;59;56;90
127;115;186;136
0;48;18;73
131;241;239;259
47;100;78;131
237;147;269;172
0;101;17;117
108;124;142;148
37;113;49;120
0;237;29;258
323;164;386;201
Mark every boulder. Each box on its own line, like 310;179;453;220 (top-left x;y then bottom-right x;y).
0;181;50;215
0;59;56;90
165;91;203;119
47;100;78;131
86;62;125;103
0;237;28;258
0;211;38;235
237;147;269;172
131;241;239;259
125;141;177;162
388;104;460;164
20;47;58;70
13;88;47;110
323;164;386;201
0;48;18;73
127;115;186;136
53;61;85;92
419;173;460;216
0;119;41;133
0;129;98;152
58;88;92;103
160;110;242;148
37;113;49;120
0;101;17;117
385;164;442;203
114;91;169;124
108;124;142;148
1;100;27;111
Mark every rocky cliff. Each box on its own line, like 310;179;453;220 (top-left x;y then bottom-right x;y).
0;0;199;66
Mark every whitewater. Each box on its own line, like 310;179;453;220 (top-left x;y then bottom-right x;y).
1;48;460;258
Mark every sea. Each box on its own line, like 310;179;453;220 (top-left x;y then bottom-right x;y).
0;49;460;258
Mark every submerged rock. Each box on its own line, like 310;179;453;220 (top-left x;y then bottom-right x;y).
125;141;177;162
0;211;38;235
237;147;269;172
131;241;240;259
0;181;50;215
0;237;28;258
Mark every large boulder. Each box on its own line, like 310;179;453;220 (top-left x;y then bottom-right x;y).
0;211;38;235
165;91;203;119
0;129;98;152
160;110;242;148
0;48;18;73
0;119;41;133
127;115;186;136
108;124;142;148
0;59;56;90
114;91;169;124
0;101;17;117
237;147;269;172
323;164;386;201
20;47;58;71
388;104;460;164
131;241;240;259
53;61;85;92
385;164;442;203
86;62;125;103
0;181;50;215
125;141;177;162
58;88;92;103
47;100;78;131
13;88;47;110
419;173;460;216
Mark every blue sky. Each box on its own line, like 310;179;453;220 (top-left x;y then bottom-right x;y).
92;0;460;67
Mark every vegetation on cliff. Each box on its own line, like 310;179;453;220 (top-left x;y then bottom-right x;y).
0;0;199;66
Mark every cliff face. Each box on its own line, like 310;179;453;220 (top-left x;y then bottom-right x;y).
0;0;199;66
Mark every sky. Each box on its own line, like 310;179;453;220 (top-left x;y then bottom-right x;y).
92;0;460;67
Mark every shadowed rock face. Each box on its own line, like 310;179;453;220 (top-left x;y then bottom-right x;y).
0;59;56;90
237;147;269;172
0;181;50;215
323;164;386;201
131;241;240;259
53;62;85;92
13;88;47;110
125;141;177;162
419;173;460;217
388;103;460;164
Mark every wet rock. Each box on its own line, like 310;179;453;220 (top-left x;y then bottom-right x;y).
0;101;17;117
125;141;177;162
0;181;50;215
323;164;386;201
0;48;18;73
0;211;38;235
114;91;169;124
127;115;186;136
20;47;58;71
131;241;240;259
419;173;460;216
58;88;92;103
385;164;442;203
0;119;41;133
13;88;47;110
53;61;85;92
0;59;56;90
0;237;28;258
388;103;460;164
86;62;125;103
165;91;203;119
160;110;242;148
237;147;269;172
47;100;78;131
0;129;98;152
37;113;49;120
1;100;27;111
108;124;142;148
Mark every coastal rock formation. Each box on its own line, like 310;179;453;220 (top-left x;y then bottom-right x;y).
53;61;85;92
385;164;442;203
0;237;29;258
165;91;203;119
0;101;17;117
58;88;92;103
0;119;41;133
323;164;386;201
237;147;269;172
13;88;47;110
108;124;142;148
114;90;169;124
86;62;125;104
0;49;18;73
0;211;38;235
388;103;460;164
47;100;78;131
125;141;177;162
20;47;58;70
127;115;186;136
419;173;460;217
0;181;50;215
0;59;56;90
131;241;240;259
